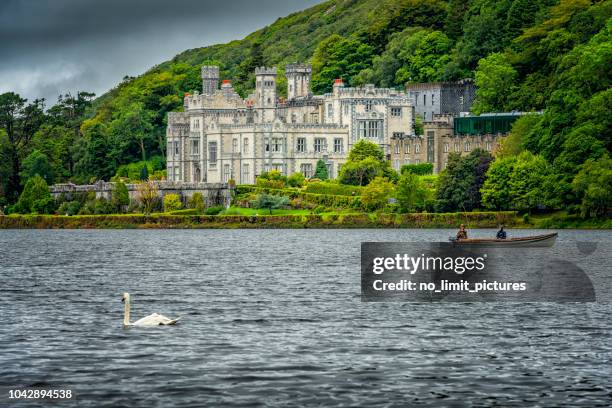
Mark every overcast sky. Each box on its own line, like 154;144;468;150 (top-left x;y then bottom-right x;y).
0;0;320;105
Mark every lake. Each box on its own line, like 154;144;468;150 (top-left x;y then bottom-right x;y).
1;229;610;407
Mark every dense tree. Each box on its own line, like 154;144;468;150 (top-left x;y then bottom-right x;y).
311;35;374;94
339;140;395;186
395;172;428;212
481;151;560;212
572;156;612;218
471;53;518;114
13;174;53;214
0;93;45;201
436;149;493;211
20;149;54;185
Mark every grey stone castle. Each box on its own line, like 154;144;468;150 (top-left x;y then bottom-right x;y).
406;80;476;122
166;64;415;184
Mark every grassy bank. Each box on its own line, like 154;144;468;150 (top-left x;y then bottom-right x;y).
2;211;608;230
0;211;573;229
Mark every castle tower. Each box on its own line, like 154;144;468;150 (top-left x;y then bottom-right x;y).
201;66;220;96
285;63;312;100
255;67;277;108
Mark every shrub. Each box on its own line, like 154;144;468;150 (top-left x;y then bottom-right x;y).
58;201;82;216
250;193;290;214
287;172;305;187
314;160;329;180
93;198;114;214
137;181;160;215
112;181;130;212
205;205;224;215
32;197;57;214
163;194;183;212
188;192;205;211
305;181;362;196
361;177;395;212
401;163;433;175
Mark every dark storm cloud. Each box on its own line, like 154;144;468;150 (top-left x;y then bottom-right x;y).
0;0;320;105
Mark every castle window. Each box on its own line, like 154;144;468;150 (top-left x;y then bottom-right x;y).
314;138;325;153
344;104;349;115
243;138;249;154
301;163;313;178
242;164;250;184
368;120;382;138
415;143;421;153
404;158;411;165
232;138;238;153
296;137;306;153
391;107;402;117
423;94;426;105
191;140;199;155
223;164;231;182
432;94;435;106
415;158;421;164
174;167;180;180
272;138;282;152
486;142;492;151
394;159;400;170
208;142;217;167
174;141;180;157
265;139;270;152
404;142;410;154
291;113;297;123
327;103;333;118
395;143;400;154
454;142;460;152
444;143;449;153
464;142;470;152
358;121;367;138
167;166;173;181
334;138;343;153
365;101;372;112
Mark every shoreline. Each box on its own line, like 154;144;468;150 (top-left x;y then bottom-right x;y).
1;212;609;229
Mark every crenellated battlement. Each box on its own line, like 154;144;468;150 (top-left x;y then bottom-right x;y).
255;66;277;76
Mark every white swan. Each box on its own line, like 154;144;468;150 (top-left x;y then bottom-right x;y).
122;292;181;327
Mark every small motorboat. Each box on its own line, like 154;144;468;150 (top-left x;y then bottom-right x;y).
450;232;557;247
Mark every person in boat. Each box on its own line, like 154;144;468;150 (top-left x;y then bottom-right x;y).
496;225;507;239
456;224;468;240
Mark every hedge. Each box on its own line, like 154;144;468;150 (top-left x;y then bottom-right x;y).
1;211;522;229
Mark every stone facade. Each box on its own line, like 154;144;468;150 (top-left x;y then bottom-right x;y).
166;64;415;184
50;181;232;208
390;114;505;174
405;80;476;122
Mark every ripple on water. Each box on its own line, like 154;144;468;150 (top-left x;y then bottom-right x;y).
0;229;610;407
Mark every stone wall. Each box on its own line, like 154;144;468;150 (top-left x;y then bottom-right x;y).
49;181;232;208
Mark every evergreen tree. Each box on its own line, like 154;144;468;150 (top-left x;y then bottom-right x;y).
314;160;329;180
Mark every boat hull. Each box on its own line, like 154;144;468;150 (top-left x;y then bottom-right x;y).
452;233;557;247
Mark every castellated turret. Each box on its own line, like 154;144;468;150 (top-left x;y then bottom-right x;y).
255;67;277;108
201;66;220;96
285;63;312;100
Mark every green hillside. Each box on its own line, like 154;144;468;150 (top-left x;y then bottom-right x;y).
1;0;610;215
